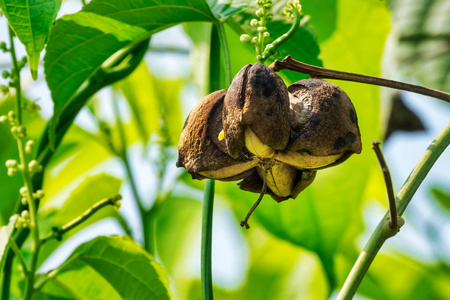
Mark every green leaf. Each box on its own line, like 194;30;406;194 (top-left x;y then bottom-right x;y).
389;0;450;92
0;0;61;79
44;236;170;299
117;63;184;146
0;214;18;275
44;0;217;148
207;0;252;21
38;174;122;267
430;185;450;212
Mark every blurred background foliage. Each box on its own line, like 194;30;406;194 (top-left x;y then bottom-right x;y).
0;0;449;299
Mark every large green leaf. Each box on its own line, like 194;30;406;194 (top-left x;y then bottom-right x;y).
389;0;450;92
0;0;61;79
0;215;18;275
38;174;122;267
44;0;217;148
41;236;170;299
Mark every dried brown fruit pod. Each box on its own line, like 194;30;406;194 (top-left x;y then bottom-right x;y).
222;63;291;159
177;89;258;181
275;79;362;169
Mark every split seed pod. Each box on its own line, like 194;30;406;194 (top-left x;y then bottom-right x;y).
222;63;291;159
177;89;258;181
275;79;362;169
177;65;362;228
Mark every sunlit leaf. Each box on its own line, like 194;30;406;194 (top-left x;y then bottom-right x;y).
207;0;252;21
0;214;18;275
0;0;61;79
42;236;170;299
38;174;122;267
117;63;184;146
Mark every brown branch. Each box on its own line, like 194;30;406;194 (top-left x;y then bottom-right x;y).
269;55;450;103
240;171;268;229
371;140;397;229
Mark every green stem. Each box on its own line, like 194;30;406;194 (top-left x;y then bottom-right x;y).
8;25;40;300
337;121;450;299
201;179;215;300
200;22;231;300
261;9;300;63
8;237;28;275
216;22;232;86
40;196;121;245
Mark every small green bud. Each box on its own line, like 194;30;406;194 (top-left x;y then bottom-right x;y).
21;197;27;205
0;115;7;123
113;201;121;212
8;110;15;122
21;210;29;219
25;140;34;153
266;14;273;21
17;61;26;70
7;168;17;177
0;85;9;94
251;37;258;45
19;186;28;196
0;42;7;50
250;19;259;27
34;190;45;199
2;70;10;79
240;34;252;43
5;160;18;168
263;32;270;38
255;8;264;17
257;26;267;32
28;160;43;173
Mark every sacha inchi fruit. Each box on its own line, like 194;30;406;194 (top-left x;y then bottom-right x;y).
176;63;362;228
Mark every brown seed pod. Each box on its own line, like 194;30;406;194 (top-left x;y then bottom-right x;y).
177;89;258;181
222;63;290;159
275;79;362;169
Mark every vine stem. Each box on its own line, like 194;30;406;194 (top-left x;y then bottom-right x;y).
269;56;450;103
7;25;40;300
200;22;231;300
337;121;450;299
40;196;121;245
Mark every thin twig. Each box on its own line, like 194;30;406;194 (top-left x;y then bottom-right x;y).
371;140;397;229
269;56;450;103
240;170;268;229
40;195;121;245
